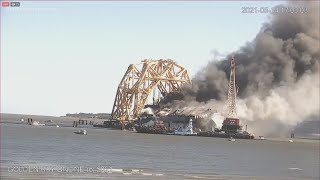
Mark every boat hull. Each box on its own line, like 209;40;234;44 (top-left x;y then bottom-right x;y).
198;131;254;139
135;126;173;134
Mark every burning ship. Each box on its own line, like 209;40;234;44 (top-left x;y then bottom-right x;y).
135;108;218;135
135;57;254;139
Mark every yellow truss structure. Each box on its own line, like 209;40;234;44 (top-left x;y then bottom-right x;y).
111;59;192;123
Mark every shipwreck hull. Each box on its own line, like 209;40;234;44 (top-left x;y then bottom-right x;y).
198;131;254;139
135;126;173;134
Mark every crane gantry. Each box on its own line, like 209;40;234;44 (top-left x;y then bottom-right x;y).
226;56;238;118
111;59;192;123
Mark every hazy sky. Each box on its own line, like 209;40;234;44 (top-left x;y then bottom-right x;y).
1;1;284;116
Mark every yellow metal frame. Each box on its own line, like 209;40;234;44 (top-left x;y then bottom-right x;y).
111;59;191;123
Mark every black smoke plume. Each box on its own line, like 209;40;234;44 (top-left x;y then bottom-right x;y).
161;1;319;136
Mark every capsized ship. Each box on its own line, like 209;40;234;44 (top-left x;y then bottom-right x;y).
134;108;216;136
135;120;173;134
135;56;254;139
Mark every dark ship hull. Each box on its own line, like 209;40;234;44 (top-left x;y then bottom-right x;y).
197;131;254;139
135;126;173;134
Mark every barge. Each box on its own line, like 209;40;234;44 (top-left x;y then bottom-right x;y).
198;131;254;139
198;118;254;139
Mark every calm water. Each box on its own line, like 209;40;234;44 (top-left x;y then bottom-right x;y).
1;123;319;179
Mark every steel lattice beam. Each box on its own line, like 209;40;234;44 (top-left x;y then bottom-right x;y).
226;56;238;118
111;59;192;123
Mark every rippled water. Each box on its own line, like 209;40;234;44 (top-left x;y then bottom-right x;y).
1;123;319;179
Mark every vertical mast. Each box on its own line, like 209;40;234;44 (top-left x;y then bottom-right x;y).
226;56;237;118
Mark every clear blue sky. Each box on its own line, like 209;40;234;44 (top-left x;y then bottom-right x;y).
1;1;284;116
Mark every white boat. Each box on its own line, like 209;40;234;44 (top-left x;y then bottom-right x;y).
173;119;197;136
20;119;24;122
32;121;45;126
228;137;236;141
56;125;59;128
288;139;293;142
259;136;265;140
74;129;87;135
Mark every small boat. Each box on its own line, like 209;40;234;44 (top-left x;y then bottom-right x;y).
32;121;45;126
259;136;265;140
74;129;87;135
288;139;293;142
228;137;236;141
56;125;59;128
20;119;24;122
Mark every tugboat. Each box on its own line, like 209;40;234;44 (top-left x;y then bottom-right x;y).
172;119;197;136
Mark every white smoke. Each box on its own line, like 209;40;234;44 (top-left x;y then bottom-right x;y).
237;72;319;136
210;113;225;129
161;1;320;137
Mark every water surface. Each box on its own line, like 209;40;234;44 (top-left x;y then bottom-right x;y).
1;123;319;179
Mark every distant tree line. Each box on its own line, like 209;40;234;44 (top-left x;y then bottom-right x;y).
65;113;111;119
